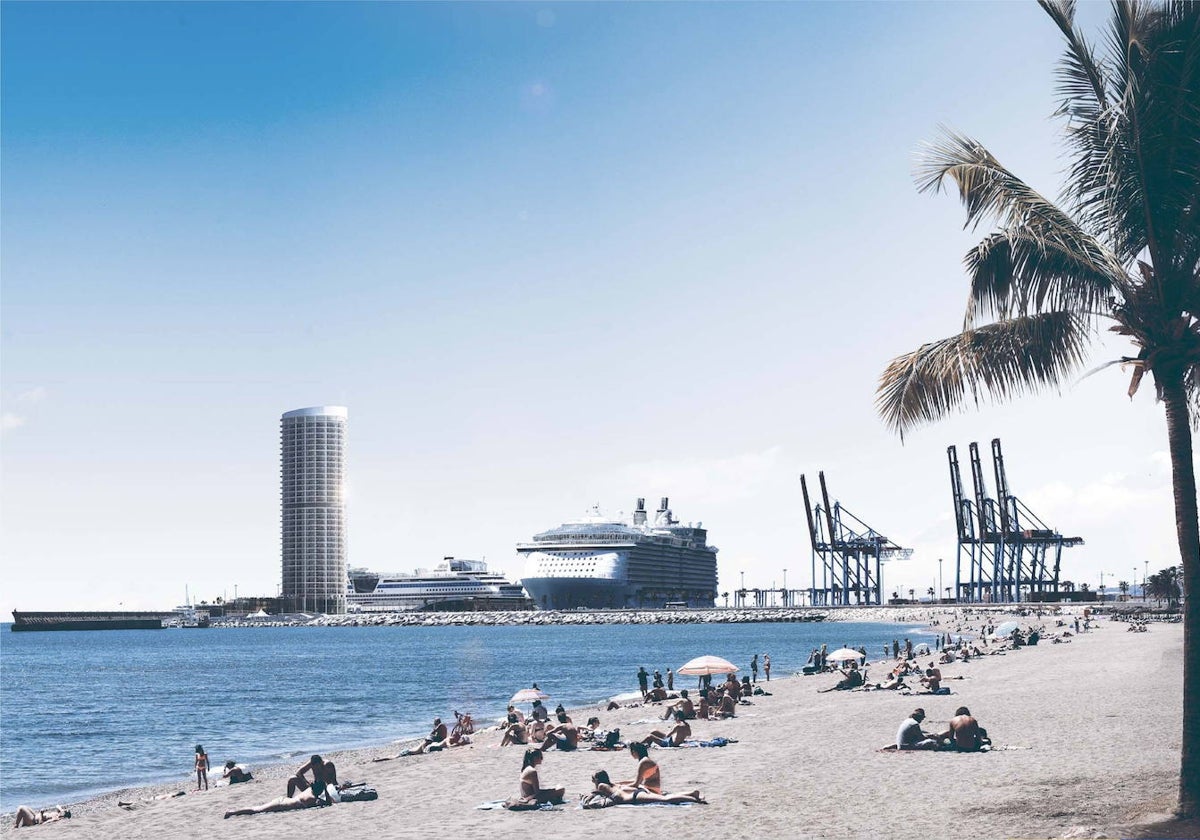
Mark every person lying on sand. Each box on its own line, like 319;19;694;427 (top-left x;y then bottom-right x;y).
896;708;939;750
287;755;339;797
518;748;565;805
644;686;670;702
936;706;991;752
13;806;70;828
225;786;329;818
615;742;662;793
583;770;705;807
541;711;579;751
661;689;696;720
876;666;908;691
641;711;692;747
222;760;253;784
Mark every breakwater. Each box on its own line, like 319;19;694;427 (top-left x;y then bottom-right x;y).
212;607;832;629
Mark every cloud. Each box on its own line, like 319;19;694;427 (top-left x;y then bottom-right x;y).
1;413;26;431
16;387;47;404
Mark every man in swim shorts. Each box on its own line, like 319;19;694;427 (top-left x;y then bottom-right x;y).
938;707;990;751
641;711;691;747
541;711;579;751
896;708;939;750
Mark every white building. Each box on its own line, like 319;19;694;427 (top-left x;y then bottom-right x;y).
280;406;347;613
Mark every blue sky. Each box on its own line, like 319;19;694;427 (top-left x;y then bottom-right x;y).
1;2;1174;616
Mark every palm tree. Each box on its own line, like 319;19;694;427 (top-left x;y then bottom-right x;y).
876;1;1199;816
722;591;730;608
1119;580;1131;601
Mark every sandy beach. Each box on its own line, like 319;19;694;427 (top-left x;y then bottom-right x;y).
2;609;1189;840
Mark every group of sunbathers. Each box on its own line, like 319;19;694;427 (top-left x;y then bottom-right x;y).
509;743;706;810
225;754;345;818
886;706;992;752
376;710;475;759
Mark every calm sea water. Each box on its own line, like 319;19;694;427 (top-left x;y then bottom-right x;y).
0;619;931;809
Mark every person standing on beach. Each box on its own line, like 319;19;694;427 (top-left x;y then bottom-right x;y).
194;744;210;791
763;653;771;681
666;668;674;690
751;654;758;683
637;666;649;697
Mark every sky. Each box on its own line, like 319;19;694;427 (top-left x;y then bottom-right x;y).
1;1;1181;619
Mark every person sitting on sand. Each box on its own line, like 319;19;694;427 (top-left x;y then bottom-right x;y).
13;806;70;828
502;705;526;727
287;754;339;798
530;700;549;722
819;662;864;693
696;692;710;720
715;691;737;718
921;665;942;693
406;717;449;755
541;710;580;751
644;686;669;702
937;706;991;752
896;708;939;750
585;770;705;806
517;748;565;805
222;760;254;784
661;689;696;720
724;675;742;701
500;711;529;746
877;666;907;691
528;717;548;743
641;711;691;747
615;742;662;794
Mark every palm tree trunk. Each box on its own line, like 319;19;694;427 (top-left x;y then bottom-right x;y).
1162;371;1200;818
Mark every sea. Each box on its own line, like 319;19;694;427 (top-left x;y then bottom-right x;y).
0;619;935;809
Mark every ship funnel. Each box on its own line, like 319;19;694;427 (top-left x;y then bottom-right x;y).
659;497;669;512
633;497;647;526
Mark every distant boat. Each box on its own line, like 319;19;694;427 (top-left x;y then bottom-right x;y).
346;557;530;612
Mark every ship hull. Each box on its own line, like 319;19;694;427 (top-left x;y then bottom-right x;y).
519;576;630;610
11;611;167;632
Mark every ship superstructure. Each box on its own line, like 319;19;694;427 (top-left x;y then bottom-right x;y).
518;497;718;610
346;557;530;612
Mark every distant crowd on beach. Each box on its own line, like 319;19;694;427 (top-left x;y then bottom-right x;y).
12;606;1119;826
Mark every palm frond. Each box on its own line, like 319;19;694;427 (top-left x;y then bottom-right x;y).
964;220;1125;325
1039;0;1110;116
876;313;1094;438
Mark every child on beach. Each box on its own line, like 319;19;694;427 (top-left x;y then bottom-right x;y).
194;745;210;791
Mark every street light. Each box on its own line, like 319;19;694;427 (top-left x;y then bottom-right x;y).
783;568;788;607
938;558;943;603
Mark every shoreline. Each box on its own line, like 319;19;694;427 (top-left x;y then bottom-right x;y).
3;606;1186;839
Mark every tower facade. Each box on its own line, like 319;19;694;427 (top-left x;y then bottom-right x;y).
280;406;347;614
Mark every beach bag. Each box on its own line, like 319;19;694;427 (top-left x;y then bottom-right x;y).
581;793;616;809
603;728;621;749
340;787;378;802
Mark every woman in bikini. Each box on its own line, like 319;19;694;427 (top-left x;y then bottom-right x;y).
194;744;210;791
13;806;70;828
517;748;564;805
224;786;325;819
615;742;661;794
585;770;704;806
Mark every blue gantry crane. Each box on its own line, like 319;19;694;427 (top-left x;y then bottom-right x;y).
947;438;1083;603
800;471;913;606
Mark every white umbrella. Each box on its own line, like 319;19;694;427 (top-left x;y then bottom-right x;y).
510;687;550;704
826;648;864;663
992;621;1021;637
677;655;738;676
913;642;932;654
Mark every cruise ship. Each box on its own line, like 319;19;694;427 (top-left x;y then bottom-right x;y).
346;557;531;612
518;497;718;610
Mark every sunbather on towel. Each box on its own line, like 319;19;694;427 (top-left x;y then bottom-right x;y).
517;748;564;805
896;708;939;750
819;663;864;693
615;742;662;793
584;770;705;806
640;711;691;747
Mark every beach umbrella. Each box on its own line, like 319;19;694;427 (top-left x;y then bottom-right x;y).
992;621;1020;637
826;648;864;663
913;642;932;654
676;655;738;676
510;687;550;704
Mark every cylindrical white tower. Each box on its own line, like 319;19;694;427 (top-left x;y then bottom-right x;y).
280;406;347;614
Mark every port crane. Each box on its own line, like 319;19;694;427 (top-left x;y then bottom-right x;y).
800;472;913;606
947;438;1083;602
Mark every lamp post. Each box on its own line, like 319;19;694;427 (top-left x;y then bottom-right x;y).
938;558;943;604
1144;560;1149;602
783;568;788;607
1133;566;1138;602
